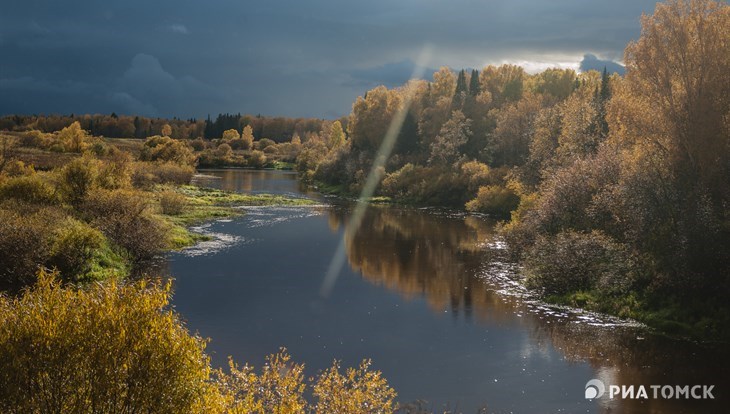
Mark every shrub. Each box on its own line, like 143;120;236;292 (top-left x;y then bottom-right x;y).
381;164;467;206
228;138;249;150
46;219;105;282
59;156;99;205
216;350;397;414
190;138;208;151
19;130;47;148
1;160;35;177
219;351;306;413
56;121;90;153
82;189;167;262
460;160;492;193
248;150;267;169
131;161;194;188
139;136;196;166
523;230;638;296
49;142;66;153
88;140;109;156
465;185;520;218
312;359;397;414
0;173;58;205
97;150;132;189
0;208;57;289
215;143;233;159
313;146;351;186
222;129;240;141
255;138;276;151
0;273;398;414
0;271;218;413
160;190;187;215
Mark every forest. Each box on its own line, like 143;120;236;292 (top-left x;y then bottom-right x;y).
0;0;728;412
296;0;730;339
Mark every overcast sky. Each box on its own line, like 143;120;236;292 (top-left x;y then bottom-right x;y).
0;0;659;119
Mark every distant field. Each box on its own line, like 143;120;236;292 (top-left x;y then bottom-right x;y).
13;147;79;170
1;133;145;170
102;137;144;156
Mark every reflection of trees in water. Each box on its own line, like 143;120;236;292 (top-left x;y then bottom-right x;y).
332;206;522;325
529;316;730;412
332;205;729;413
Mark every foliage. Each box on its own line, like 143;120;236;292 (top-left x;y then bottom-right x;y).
0;273;398;413
248;150;267;169
56;121;91;153
312;359;397;414
81;189;167;262
48;219;106;282
218;351;306;414
523;230;640;297
58;155;100;205
0;208;59;289
140;135;196;166
428;110;471;166
131;161;194;188
327;120;346;150
222;128;240;141
0;270;218;414
465;185;519;218
160;190;188;215
0;173;59;205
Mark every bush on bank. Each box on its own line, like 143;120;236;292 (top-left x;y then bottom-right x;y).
0;272;398;414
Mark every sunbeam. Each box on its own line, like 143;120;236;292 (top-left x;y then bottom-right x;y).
319;46;432;297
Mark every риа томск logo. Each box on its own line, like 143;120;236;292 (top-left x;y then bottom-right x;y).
585;379;715;400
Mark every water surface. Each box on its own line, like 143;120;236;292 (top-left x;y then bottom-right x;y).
167;169;728;413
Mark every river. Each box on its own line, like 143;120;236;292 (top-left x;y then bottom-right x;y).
165;169;728;413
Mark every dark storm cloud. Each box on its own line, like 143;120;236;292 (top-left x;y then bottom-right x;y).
0;0;657;119
347;60;437;88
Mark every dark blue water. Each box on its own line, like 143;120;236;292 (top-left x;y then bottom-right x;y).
167;169;728;413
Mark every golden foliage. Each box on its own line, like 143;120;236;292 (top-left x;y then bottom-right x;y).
0;270;218;413
312;359;397;414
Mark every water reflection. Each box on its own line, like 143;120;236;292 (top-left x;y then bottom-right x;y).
330;206;497;322
193;169;312;197
330;205;729;413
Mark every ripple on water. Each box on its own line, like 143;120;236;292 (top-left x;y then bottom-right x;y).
180;222;246;257
477;245;643;330
241;205;325;228
179;206;325;256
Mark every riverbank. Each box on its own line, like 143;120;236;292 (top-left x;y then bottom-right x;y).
308;178;728;343
159;182;318;249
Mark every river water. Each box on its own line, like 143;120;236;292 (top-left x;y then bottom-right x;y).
166;169;728;413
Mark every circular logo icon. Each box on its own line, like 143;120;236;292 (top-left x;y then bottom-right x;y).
585;379;606;399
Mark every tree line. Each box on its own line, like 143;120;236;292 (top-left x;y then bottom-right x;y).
0;112;336;143
298;0;730;339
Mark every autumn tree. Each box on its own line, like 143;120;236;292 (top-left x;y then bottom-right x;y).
429;110;472;167
619;0;730;197
222;128;240;141
605;0;730;289
328;120;346;150
291;132;302;145
241;125;255;150
348;86;402;151
490;93;544;166
57;121;90;153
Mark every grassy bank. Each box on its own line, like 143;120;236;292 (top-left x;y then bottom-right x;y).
0;127;318;289
545;290;730;342
156;184;317;249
